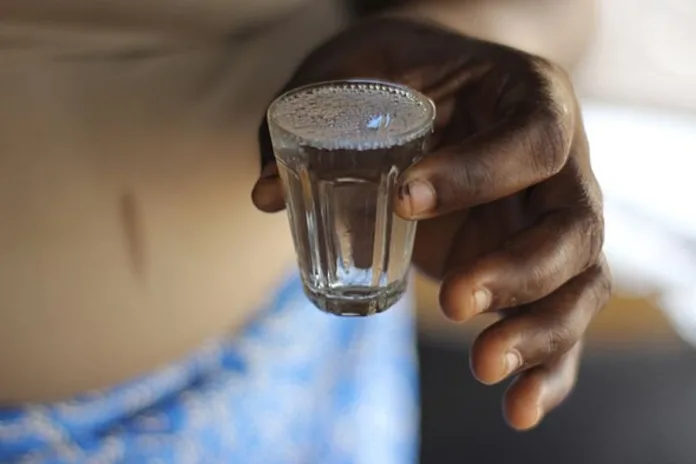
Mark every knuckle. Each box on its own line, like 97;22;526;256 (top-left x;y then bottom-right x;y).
532;55;566;78
587;219;605;263
528;59;576;179
592;259;613;309
543;321;577;358
576;209;605;270
577;259;612;316
536;110;571;177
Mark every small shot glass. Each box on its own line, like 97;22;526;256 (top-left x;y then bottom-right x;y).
267;79;435;316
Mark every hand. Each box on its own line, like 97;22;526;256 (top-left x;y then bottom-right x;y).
253;17;611;431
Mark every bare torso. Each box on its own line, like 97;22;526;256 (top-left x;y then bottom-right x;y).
0;0;345;402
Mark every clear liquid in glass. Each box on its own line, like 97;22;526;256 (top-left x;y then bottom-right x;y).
268;81;434;316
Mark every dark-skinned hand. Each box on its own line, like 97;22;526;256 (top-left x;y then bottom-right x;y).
252;17;611;431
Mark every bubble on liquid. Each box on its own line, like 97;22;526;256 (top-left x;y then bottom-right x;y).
269;82;435;151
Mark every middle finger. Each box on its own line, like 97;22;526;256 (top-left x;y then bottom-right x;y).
439;206;603;322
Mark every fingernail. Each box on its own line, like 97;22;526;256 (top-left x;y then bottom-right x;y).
398;180;435;217
473;288;491;314
504;350;523;376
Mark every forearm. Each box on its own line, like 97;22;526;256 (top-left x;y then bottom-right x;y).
347;0;598;70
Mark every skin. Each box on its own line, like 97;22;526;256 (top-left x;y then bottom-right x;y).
0;0;342;402
252;17;611;431
0;0;602;430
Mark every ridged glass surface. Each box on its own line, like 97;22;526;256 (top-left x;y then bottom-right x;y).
268;81;434;316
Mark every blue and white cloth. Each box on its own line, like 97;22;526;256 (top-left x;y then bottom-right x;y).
0;276;418;463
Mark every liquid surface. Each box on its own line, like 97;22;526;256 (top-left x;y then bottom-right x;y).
269;81;435;150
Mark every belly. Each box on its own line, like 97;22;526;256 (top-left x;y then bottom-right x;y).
0;0;342;403
0;42;306;404
0;0;346;403
0;139;298;403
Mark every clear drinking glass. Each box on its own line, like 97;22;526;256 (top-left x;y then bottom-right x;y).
267;80;435;316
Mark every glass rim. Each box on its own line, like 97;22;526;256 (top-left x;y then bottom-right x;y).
266;79;436;150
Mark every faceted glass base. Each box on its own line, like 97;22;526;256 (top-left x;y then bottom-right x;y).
303;279;407;317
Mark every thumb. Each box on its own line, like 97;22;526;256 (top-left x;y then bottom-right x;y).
253;113;286;213
252;162;285;212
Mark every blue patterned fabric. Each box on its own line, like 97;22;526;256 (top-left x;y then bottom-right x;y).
0;275;418;463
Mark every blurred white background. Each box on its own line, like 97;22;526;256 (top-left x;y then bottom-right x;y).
577;0;696;344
